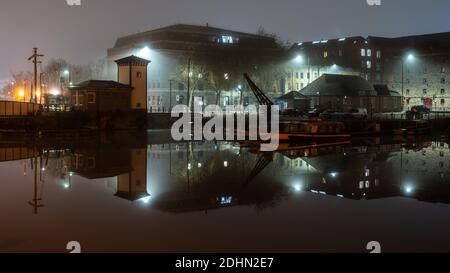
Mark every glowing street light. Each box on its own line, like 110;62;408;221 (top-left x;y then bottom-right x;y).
50;88;61;96
137;46;151;58
63;69;70;76
18;89;25;99
293;183;303;192
401;52;416;98
294;55;304;63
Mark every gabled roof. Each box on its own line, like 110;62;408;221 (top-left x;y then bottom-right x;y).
115;55;151;66
300;74;376;97
69;80;133;90
276;91;310;101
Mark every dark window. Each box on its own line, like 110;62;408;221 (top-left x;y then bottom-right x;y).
87;93;95;104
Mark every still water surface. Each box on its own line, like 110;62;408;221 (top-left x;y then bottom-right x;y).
1;131;450;252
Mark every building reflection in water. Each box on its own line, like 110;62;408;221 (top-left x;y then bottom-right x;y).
2;135;450;214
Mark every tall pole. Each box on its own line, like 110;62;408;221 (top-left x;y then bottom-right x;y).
39;72;46;105
28;48;44;104
187;58;191;109
169;79;173;112
401;60;404;110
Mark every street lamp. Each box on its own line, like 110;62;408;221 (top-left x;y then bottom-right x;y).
137;46;151;59
401;53;415;101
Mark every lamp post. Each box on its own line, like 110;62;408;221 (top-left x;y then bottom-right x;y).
169;79;177;112
39;72;46;105
294;54;311;87
401;53;415;109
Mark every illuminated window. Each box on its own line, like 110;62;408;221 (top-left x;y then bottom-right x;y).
221;36;235;44
367;61;372;69
361;49;366;57
376;50;381;59
367;49;372;57
324;51;328;58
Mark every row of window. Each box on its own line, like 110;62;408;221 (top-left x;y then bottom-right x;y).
320;49;382;59
405;67;447;74
405;97;446;105
361;49;382;59
72;92;96;106
404;78;447;84
406;88;447;95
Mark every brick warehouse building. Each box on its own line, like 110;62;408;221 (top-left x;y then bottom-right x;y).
290;31;450;111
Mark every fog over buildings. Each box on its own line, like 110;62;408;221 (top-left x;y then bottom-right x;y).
1;0;450;80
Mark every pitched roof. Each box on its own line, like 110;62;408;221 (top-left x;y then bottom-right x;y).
69;80;133;90
276;91;310;101
115;55;151;66
300;74;376;97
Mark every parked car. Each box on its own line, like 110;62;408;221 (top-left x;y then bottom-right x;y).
281;109;304;117
411;105;431;114
307;108;324;118
319;109;345;119
347;108;368;119
406;105;431;120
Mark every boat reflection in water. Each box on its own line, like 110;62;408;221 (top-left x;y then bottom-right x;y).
4;133;449;216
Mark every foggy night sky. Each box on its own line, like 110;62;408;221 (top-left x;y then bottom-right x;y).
0;0;449;80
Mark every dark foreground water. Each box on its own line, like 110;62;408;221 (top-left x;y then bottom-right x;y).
1;131;450;253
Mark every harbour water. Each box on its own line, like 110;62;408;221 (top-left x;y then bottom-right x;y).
1;131;450;252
